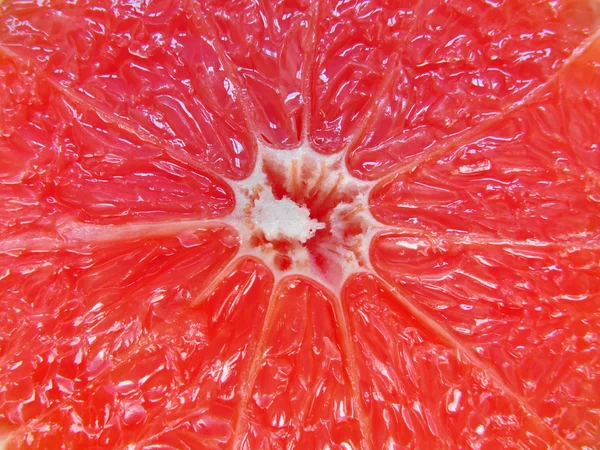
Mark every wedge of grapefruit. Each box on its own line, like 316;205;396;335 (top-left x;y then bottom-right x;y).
1;0;599;448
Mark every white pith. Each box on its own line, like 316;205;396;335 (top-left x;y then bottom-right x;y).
226;141;386;292
250;190;325;244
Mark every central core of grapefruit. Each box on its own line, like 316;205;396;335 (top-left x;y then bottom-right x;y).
234;144;374;286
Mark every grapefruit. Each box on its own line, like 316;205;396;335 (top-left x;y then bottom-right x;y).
0;0;599;448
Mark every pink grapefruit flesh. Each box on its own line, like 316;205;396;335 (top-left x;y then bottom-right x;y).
0;0;600;448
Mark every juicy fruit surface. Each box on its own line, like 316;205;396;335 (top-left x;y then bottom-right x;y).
1;0;600;449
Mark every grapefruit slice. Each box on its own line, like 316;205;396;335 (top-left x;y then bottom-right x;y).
1;0;599;448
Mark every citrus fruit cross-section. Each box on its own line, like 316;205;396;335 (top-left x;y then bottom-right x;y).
0;0;599;449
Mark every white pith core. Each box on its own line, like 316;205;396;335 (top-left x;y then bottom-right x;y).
226;141;384;291
250;189;325;244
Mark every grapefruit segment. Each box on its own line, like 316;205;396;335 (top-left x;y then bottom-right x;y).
342;273;565;449
346;0;600;180
201;0;310;148
370;233;600;447
369;87;600;242
0;227;241;447
51;103;236;226
0;0;256;179
309;0;401;155
0;61;235;236
97;257;273;450
234;277;365;449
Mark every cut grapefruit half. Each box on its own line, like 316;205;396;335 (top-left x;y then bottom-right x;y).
1;0;600;448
